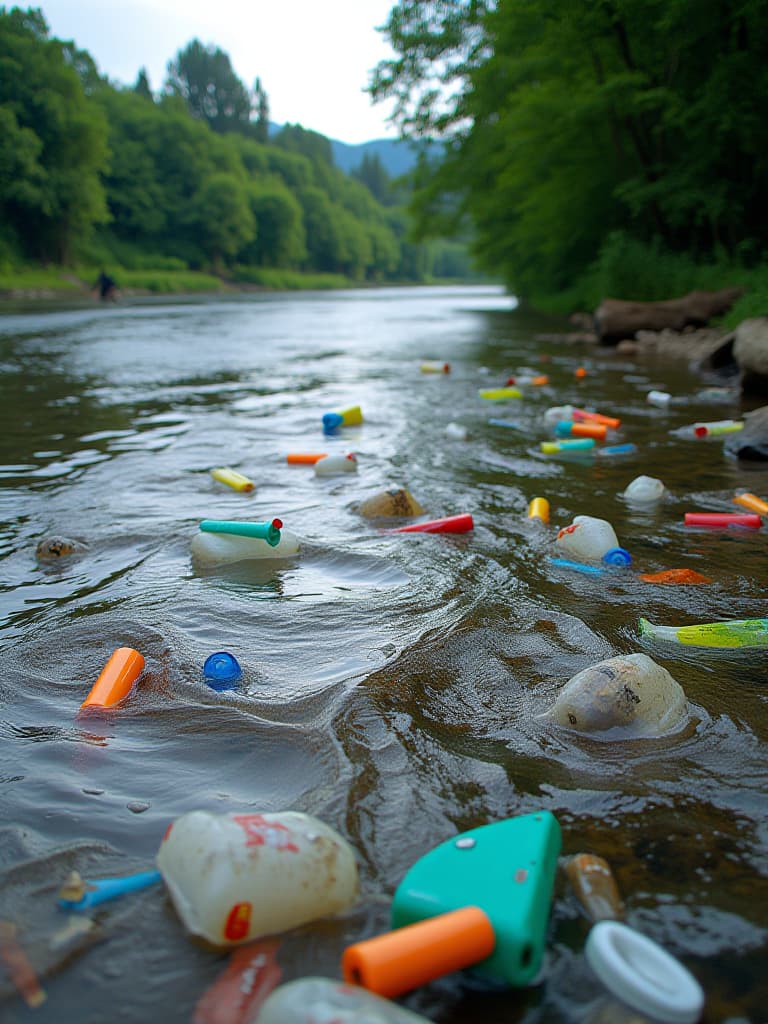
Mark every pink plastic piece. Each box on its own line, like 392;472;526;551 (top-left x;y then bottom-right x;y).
388;514;474;534
684;512;762;529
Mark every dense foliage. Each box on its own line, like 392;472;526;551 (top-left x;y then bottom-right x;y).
372;0;768;306
0;6;477;283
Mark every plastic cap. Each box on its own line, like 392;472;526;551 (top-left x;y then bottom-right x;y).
322;412;344;432
602;547;632;566
203;652;242;690
586;921;704;1023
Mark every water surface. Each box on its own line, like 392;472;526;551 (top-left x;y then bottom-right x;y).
0;286;766;1022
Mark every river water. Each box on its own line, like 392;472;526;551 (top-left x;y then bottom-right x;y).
0;285;766;1023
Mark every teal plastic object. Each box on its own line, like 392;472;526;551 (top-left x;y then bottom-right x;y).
391;811;561;986
199;518;282;546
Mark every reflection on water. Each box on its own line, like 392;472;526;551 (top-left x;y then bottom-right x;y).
0;286;767;1021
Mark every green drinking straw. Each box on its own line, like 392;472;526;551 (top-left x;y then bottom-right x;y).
639;617;768;648
199;518;283;546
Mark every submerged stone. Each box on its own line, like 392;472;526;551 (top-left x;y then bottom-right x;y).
357;488;425;518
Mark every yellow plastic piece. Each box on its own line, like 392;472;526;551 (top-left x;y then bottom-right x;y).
478;387;523;401
210;468;255;493
528;497;550;523
733;491;768;515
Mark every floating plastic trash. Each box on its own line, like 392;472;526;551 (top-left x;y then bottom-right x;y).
286;453;327;465
0;920;46;1008
203;652;242;690
478;387;522;400
444;422;468;440
192;519;299;567
539;653;688;736
564;854;624;923
342;812;561;995
358;488;424;518
528;497;550;523
555;420;607;441
420;361;450;374
647;389;672;406
683;512;761;529
640;568;712;585
573;408;621;429
575;366;588;378
544;404;576;425
549;557;604;575
639;617;768;648
541;439;595;454
194;940;282;1024
598;443;637;457
508;374;548;386
322;405;363;433
586;920;704;1024
555;515;626;564
314;453;357;476
210;468;255;493
157;810;358;946
387;514;474;534
693;419;744;437
79;647;144;712
622;475;666;503
601;547;632;566
259;978;432;1024
58;869;162;911
488;418;522;429
733;491;768;515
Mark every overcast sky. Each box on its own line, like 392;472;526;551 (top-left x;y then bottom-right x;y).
38;0;400;144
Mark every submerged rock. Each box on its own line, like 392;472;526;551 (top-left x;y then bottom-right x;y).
539;653;688;737
35;536;87;560
725;404;768;462
357;488;425;518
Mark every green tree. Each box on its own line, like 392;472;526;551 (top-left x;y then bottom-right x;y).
251;76;270;143
0;7;109;262
352;152;392;204
134;67;153;101
192;172;255;267
164;39;251;133
240;182;306;268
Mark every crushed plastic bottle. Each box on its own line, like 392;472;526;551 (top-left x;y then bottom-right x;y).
555;516;630;565
156;810;359;946
258;977;433;1023
564;854;624;922
314;453;358;476
622;475;666;504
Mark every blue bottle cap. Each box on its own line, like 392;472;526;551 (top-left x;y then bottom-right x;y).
602;547;632;566
322;411;344;433
203;651;242;690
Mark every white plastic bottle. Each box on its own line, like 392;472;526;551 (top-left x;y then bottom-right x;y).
258;978;432;1023
191;529;300;567
555;515;624;564
314;453;358;476
156;810;359;946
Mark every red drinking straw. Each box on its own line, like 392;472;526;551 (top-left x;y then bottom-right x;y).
684;512;762;529
388;514;474;534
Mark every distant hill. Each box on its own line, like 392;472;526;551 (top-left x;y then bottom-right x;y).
269;123;438;179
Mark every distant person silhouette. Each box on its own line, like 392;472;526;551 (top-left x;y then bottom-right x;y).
94;270;118;301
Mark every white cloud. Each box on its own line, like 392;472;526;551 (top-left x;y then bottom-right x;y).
38;0;399;143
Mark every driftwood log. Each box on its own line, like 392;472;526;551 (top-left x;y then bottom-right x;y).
595;287;743;345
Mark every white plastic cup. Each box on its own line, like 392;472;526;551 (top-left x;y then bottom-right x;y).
544;404;576;425
444;422;468;440
156;811;359;946
647;390;672;406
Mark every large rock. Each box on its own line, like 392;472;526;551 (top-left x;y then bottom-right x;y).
724;404;768;462
594;288;743;345
538;653;689;737
733;318;768;396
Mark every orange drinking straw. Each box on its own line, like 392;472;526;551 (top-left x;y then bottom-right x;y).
573;408;621;429
80;647;145;711
568;422;607;440
286;453;327;465
341;906;495;998
733;491;768;516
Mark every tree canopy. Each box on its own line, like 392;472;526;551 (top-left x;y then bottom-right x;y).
372;0;768;300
